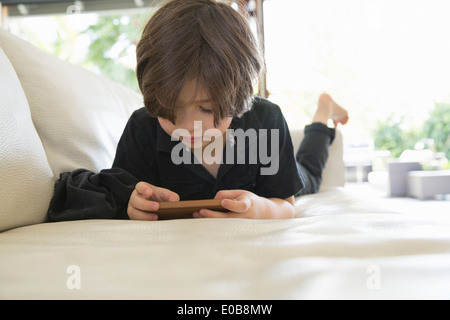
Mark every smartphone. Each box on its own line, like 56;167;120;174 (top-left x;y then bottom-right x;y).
156;199;227;220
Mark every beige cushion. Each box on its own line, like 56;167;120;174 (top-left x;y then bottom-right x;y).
2;208;450;299
290;128;345;189
0;48;54;232
0;29;143;176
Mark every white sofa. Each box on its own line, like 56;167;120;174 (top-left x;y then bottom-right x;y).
2;28;450;300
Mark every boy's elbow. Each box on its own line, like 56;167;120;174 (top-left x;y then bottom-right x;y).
283;196;296;219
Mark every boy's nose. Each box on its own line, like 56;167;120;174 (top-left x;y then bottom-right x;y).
184;121;202;136
177;109;201;132
176;114;197;134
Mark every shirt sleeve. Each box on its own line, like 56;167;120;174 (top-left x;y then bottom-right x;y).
112;110;160;185
47;167;137;221
254;105;304;199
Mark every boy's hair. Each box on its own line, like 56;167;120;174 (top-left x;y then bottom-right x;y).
136;0;263;126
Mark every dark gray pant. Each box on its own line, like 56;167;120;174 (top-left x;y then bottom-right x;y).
295;123;336;196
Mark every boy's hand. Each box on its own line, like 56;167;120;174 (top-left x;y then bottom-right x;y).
127;181;180;220
193;189;261;219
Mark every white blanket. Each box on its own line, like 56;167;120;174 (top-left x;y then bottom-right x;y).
1;188;449;300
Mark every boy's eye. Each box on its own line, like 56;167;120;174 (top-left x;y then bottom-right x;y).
199;106;213;114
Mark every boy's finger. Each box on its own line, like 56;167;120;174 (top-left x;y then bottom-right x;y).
131;190;160;212
221;198;250;213
128;205;158;221
135;182;180;202
135;181;153;198
163;189;180;202
153;187;180;202
214;189;241;200
197;209;229;218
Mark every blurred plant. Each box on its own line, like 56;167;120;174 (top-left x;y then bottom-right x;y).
372;115;420;158
373;102;450;159
81;12;150;92
422;102;450;159
12;11;151;92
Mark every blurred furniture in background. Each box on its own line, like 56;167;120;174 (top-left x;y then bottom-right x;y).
408;170;450;200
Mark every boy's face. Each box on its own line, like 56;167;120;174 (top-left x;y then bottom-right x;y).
158;80;233;149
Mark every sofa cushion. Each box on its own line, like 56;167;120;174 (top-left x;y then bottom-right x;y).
290;128;345;189
0;48;54;232
0;29;144;176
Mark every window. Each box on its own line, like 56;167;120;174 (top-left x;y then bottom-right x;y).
6;4;154;92
263;0;450;151
5;0;450;162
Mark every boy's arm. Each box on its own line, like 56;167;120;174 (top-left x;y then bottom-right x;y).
194;190;295;219
261;196;296;219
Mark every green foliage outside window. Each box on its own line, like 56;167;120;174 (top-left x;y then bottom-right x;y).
373;102;450;159
81;12;150;92
422;103;450;159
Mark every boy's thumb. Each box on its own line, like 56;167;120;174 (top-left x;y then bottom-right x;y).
136;181;153;198
214;189;240;200
165;190;180;202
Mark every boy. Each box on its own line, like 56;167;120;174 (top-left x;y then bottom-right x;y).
114;0;348;220
47;0;348;222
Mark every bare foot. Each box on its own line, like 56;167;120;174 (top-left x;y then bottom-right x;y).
313;93;349;127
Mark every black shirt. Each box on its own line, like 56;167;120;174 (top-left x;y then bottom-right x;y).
112;97;303;201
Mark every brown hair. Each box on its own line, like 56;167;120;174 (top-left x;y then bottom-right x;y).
136;0;263;126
